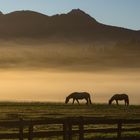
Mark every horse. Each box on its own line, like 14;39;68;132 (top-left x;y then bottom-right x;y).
65;92;92;105
108;93;129;106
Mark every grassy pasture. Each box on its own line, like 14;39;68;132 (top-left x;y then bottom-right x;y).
0;102;139;120
0;102;139;139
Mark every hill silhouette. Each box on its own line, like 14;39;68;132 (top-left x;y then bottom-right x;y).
0;9;139;42
0;9;139;70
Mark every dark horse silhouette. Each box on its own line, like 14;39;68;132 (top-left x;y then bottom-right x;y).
65;92;92;104
109;94;129;106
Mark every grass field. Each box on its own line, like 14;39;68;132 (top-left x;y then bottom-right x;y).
0;102;139;139
0;102;139;120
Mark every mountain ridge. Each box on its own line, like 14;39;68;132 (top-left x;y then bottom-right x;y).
0;9;139;42
0;9;139;70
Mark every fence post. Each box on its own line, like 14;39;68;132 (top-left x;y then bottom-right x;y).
79;117;84;140
68;123;72;140
19;118;24;140
63;121;68;140
28;122;33;140
117;121;122;139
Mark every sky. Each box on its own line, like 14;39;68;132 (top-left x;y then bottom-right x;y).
0;0;140;30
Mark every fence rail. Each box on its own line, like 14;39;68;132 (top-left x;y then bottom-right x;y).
0;117;139;140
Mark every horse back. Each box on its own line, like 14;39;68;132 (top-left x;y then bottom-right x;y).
113;94;128;100
70;92;90;99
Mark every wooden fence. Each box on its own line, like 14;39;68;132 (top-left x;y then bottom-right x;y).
0;117;139;140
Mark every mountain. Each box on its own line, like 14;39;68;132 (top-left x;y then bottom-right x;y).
0;9;139;70
0;11;3;15
0;9;139;42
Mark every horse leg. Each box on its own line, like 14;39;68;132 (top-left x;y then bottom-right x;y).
72;99;75;104
76;99;80;104
125;100;127;106
127;99;129;106
88;97;92;104
116;100;118;105
126;99;129;106
85;98;88;104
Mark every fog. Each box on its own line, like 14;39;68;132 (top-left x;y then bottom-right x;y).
0;70;139;104
0;41;139;71
0;41;139;104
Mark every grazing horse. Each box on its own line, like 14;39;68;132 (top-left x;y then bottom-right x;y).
108;94;129;106
65;92;92;105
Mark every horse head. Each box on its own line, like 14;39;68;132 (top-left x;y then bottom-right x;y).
108;99;112;105
65;96;69;104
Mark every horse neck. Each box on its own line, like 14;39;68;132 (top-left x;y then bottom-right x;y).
110;97;115;103
65;95;71;103
67;94;72;100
